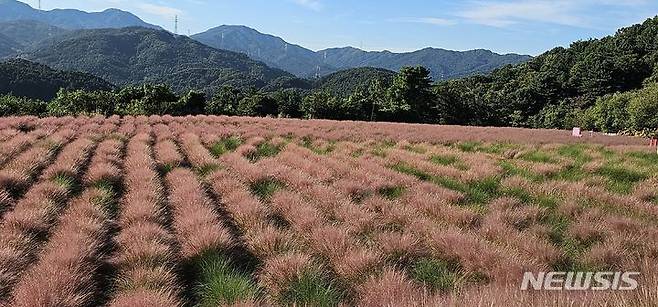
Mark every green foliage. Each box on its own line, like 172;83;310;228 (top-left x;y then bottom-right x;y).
246;141;285;162
0;59;113;101
0;94;47;116
194;252;260;306
386;66;435;123
47;88;116;116
378;186;406;200
210;136;243;157
280;270;342;307
206;86;243;116
410;258;460;292
238;92;278;117
249;178;285;202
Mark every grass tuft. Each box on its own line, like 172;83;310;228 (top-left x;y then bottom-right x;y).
210;136;243;157
281;270;343;307
247;141;285;162
409;258;460;292
195;252;260;306
250;178;285;202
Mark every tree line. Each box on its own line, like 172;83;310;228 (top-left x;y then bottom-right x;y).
1;64;657;137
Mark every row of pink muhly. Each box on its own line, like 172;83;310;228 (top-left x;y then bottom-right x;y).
109;133;183;307
0;126;77;192
0;132;98;303
10;187;111;306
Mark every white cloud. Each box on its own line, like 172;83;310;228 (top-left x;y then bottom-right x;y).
292;0;322;11
136;3;182;18
457;1;588;28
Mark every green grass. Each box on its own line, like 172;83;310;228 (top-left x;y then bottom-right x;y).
557;144;592;163
595;165;647;194
249;178;285;202
51;173;76;190
403;144;427;154
246;141;285;162
378;186;406;200
210;136;243;157
280;270;343;307
195;163;221;177
391;162;500;207
455;141;518;154
194;252;260;306
301;137;337;155
409;258;460;292
518;150;556;163
429;154;468;170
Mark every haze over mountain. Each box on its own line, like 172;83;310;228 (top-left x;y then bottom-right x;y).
23;27;301;94
0;20;69;53
0;0;158;30
192;25;531;80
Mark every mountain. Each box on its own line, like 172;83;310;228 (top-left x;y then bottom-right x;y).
320;47;532;81
0;33;20;58
24;27;301;94
192;25;335;77
192;25;531;80
0;20;69;51
0;0;159;30
0;59;114;100
315;67;396;97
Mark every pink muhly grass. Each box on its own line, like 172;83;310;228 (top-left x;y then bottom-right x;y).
10;188;108;307
270;190;322;233
375;231;426;264
177;133;217;169
333;201;376;236
0;181;68;234
154;140;183;168
357;268;439;307
41;138;95;180
258;252;314;296
113;223;176;270
0;189;11;213
114;266;180;293
309;225;353;262
245;225;299;260
109;288;183;307
333;247;383;287
166;168;233;259
402;188;477;228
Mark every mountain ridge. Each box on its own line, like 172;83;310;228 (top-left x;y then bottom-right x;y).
0;0;159;30
192;24;532;80
22;27;302;94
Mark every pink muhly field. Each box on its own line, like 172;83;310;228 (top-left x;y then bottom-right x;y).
0;115;655;307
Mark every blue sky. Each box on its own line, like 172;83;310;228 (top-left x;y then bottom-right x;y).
18;0;658;55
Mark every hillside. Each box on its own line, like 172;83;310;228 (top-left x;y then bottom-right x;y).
0;20;69;50
192;25;335;78
321;47;532;81
24;27;300;93
315;67;396;97
0;33;19;58
0;59;114;100
192;25;531;80
0;0;158;29
433;16;658;129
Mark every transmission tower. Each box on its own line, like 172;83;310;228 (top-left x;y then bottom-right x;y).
38;0;41;9
174;15;178;34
